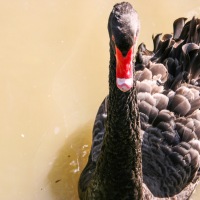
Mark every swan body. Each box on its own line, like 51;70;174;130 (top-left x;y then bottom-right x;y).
79;2;200;199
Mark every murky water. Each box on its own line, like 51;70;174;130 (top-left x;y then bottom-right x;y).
1;0;200;199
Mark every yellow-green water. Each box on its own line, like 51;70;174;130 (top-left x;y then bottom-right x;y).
0;0;200;199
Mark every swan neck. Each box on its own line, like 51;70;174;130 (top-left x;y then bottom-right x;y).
93;44;143;199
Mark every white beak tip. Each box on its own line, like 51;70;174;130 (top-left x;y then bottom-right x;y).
116;78;133;92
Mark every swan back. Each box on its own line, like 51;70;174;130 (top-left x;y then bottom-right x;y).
135;16;200;197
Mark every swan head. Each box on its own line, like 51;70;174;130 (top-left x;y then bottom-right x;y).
108;2;140;92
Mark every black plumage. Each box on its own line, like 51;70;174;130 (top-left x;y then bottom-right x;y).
79;2;200;199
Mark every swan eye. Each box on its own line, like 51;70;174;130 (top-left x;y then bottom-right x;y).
112;35;115;42
134;36;137;45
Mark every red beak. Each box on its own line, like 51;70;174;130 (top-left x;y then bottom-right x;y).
115;46;134;92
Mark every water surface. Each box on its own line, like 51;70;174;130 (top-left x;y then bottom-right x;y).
0;0;200;199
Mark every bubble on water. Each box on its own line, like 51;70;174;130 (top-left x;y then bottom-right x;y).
54;127;60;135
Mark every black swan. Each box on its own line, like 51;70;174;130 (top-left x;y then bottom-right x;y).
78;2;200;199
